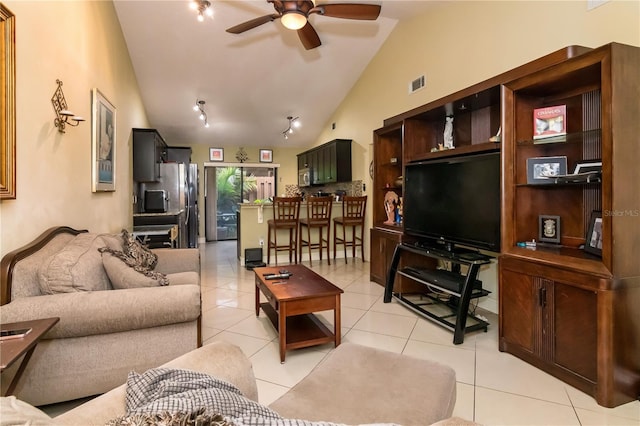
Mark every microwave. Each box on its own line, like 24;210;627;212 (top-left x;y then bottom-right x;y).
298;168;312;187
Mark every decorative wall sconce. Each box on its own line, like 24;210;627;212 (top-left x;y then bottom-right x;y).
51;79;85;133
282;116;300;139
189;0;213;22
193;99;210;128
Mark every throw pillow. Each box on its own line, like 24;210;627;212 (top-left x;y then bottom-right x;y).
99;249;169;287
38;233;112;294
120;229;158;270
102;252;168;289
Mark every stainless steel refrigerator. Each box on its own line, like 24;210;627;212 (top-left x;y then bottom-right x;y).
141;163;199;248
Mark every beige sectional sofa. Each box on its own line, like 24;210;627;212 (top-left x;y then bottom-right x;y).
2;342;475;426
0;226;202;406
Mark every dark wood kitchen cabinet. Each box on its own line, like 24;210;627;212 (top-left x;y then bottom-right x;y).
297;139;352;185
133;128;167;182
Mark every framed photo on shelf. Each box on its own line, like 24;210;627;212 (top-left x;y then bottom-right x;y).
539;215;561;243
526;156;567;184
259;149;273;163
573;160;602;174
584;211;603;257
209;148;224;162
91;88;116;192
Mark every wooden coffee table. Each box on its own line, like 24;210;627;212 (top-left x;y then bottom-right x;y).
1;317;59;396
254;265;343;363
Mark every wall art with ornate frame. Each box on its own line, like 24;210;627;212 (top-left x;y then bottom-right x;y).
92;88;116;192
1;4;16;199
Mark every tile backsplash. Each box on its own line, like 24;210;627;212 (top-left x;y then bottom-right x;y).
284;181;363;198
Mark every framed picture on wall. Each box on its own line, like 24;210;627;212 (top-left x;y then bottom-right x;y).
1;5;16;199
91;88;116;192
259;149;273;163
209;148;224;162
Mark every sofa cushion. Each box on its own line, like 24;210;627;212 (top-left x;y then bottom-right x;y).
167;271;199;286
0;396;55;426
102;252;168;289
38;233;112;294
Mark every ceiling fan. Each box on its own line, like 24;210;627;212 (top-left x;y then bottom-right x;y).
226;1;381;50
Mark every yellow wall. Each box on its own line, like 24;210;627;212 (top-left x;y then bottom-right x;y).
0;0;148;257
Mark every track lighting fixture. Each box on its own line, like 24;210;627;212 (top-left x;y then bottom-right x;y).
282;116;300;139
189;0;213;22
51;79;85;133
193;99;209;128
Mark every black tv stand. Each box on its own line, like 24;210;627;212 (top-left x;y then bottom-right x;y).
383;243;492;344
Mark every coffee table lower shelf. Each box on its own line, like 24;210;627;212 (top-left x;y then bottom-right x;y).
260;302;335;350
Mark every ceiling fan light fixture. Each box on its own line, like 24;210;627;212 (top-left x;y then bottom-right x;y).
191;0;212;22
281;11;307;30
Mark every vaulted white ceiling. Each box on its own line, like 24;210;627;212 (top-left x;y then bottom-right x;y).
114;1;435;148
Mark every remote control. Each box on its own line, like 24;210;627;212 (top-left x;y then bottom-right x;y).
264;273;292;280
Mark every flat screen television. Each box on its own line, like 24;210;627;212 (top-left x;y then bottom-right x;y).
403;151;501;252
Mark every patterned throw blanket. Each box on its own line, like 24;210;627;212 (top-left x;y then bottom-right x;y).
107;368;345;426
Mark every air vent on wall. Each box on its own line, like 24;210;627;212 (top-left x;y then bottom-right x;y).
409;75;425;94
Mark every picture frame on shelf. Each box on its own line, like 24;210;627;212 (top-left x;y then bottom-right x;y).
533;104;566;140
539;215;561;243
91;88;116;192
259;149;273;163
526;156;567;184
209;148;224;162
584;211;603;257
573;160;602;174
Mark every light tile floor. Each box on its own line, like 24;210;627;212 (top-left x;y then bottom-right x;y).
201;241;639;426
41;241;640;424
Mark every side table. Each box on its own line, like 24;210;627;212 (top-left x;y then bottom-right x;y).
1;317;60;396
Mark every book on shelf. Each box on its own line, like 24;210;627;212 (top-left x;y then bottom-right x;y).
533;105;566;140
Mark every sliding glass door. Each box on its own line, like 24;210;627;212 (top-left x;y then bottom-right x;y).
205;164;277;241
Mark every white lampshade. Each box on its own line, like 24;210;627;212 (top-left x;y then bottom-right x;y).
281;12;307;30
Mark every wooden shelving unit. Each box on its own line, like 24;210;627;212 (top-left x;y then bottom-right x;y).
500;42;640;408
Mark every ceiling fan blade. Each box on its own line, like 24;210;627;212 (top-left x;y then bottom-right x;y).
297;22;321;50
318;3;381;20
226;14;280;34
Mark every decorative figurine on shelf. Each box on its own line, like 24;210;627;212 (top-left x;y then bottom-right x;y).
443;116;454;149
489;126;502;143
235;147;248;163
384;191;399;224
396;196;403;224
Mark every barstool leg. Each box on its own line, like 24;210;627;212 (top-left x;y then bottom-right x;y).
267;225;271;265
343;223;347;264
326;225;331;265
307;225;313;266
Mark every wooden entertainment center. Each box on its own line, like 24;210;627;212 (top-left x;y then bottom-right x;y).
370;43;639;407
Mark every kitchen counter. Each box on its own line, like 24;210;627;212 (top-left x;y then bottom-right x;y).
133;209;187;248
133;209;184;217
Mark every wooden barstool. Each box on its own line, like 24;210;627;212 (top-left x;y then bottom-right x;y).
299;196;333;266
267;196;302;266
333;195;367;264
